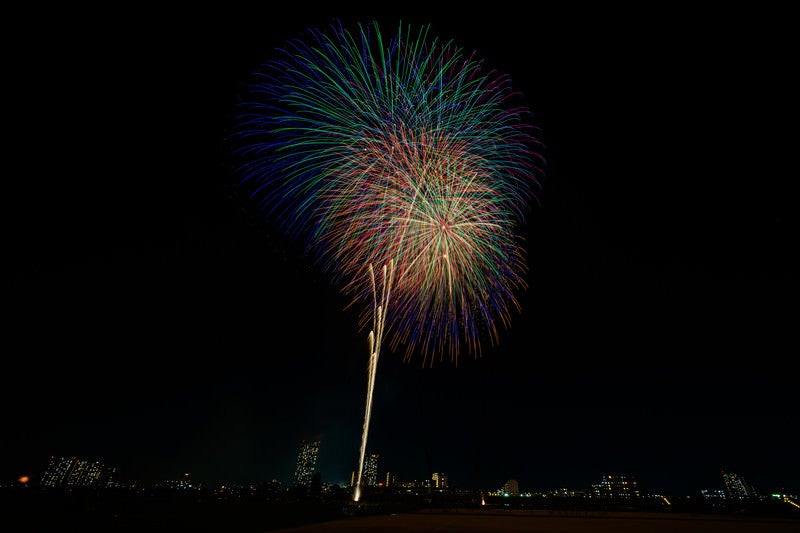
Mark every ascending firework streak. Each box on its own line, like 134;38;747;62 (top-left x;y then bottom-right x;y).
354;260;393;502
233;20;542;502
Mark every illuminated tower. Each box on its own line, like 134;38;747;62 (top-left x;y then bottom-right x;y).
41;456;78;488
293;440;320;488
722;470;756;500
432;472;448;489
502;479;519;496
66;460;104;487
364;453;379;487
40;456;105;488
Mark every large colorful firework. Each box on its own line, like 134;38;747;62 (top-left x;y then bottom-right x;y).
233;20;542;365
233;20;541;502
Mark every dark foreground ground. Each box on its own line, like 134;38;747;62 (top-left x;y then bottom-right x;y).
2;490;797;532
272;509;800;533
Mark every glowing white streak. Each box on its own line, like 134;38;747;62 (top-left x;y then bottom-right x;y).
353;260;394;502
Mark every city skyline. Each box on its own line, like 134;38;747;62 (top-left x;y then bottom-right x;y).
10;448;795;500
11;454;798;520
5;4;796;505
6;460;797;531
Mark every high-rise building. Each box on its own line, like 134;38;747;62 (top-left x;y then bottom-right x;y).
66;460;104;487
41;456;78;488
502;479;519;496
722;470;757;500
385;471;397;488
364;453;379;487
293;440;320;488
41;456;107;488
589;474;641;500
432;472;448;489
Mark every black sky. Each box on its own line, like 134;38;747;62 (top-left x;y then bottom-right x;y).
5;5;798;496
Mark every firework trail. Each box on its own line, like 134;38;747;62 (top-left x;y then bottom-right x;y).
233;20;542;501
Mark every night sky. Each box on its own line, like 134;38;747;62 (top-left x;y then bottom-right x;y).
6;5;797;497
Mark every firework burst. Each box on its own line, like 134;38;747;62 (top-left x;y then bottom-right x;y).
234;20;542;365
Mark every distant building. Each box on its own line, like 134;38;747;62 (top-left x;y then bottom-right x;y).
701;488;727;500
722;470;757;500
40;456;109;489
41;456;77;488
700;488;727;508
432;472;448;489
502;479;519;496
385;471;397;487
103;466;117;488
293;440;320;488
66;459;104;487
364;453;379;487
262;479;282;494
155;473;200;491
589;474;641;500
